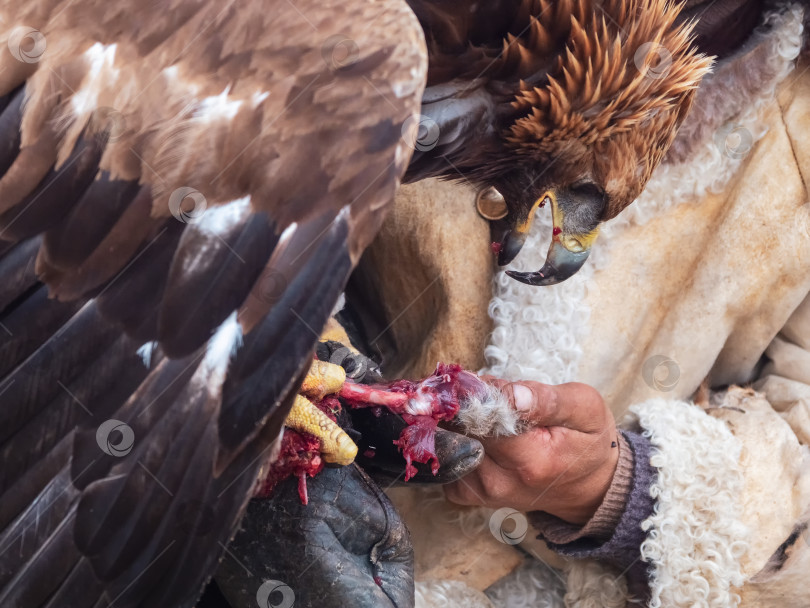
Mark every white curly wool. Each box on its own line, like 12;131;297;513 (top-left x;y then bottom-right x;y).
416;580;495;608
480;4;804;385
563;561;630;608
627;399;750;608
485;558;567;608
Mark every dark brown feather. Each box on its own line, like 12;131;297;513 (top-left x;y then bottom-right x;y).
158;206;277;358
0;1;426;607
0;137;104;243
41;175;141;271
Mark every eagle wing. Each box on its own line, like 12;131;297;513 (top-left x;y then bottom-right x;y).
0;1;426;606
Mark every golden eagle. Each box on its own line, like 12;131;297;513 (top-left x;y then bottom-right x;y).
0;0;708;606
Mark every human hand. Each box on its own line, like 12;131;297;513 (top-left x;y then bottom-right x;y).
444;380;619;524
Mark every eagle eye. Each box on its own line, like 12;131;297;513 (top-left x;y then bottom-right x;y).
569;181;604;201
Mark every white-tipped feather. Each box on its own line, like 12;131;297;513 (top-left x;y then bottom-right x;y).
70;43;119;117
203;312;243;389
330;293;346;317
197;196;251;236
194;86;243;123
278;222;297;246
136;341;158;368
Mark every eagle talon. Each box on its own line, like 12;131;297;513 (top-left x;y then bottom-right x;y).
300;359;347;399
285;394;358;466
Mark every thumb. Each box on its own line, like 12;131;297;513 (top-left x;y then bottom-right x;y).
489;380;609;433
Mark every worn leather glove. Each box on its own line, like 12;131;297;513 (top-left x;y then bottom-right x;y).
216;463;413;608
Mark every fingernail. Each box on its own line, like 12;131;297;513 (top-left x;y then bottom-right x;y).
510;384;533;412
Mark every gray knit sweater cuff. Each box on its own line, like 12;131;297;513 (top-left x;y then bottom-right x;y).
530;430;656;591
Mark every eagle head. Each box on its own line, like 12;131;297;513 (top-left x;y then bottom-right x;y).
479;0;712;285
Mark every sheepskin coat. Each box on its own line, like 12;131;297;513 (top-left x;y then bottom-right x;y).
361;4;810;606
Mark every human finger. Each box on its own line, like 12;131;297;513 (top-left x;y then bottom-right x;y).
489;380;610;433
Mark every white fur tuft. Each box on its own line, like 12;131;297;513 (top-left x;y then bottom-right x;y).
197;196;251;235
330;293;346;317
70;43;119;117
194;86;243;123
457;384;522;437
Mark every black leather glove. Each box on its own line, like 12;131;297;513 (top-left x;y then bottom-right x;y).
215;463;413;608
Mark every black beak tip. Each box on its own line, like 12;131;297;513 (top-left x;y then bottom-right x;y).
505;269;545;286
505;243;592;287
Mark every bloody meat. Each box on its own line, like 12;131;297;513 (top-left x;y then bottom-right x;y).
256;364;487;500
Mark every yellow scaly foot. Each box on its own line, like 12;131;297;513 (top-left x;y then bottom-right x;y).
299;359;346;400
285;394;357;466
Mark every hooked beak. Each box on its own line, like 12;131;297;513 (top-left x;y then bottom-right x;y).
497;190;600;286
